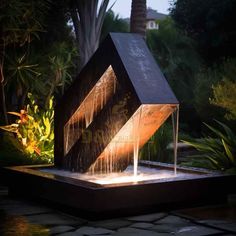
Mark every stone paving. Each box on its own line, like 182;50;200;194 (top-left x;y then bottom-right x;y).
0;186;236;236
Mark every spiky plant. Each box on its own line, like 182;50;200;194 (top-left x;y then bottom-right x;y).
182;121;236;173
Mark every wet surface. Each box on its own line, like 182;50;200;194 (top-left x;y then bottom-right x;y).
40;165;201;186
0;209;49;236
0;186;236;235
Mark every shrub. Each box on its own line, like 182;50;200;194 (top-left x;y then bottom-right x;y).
182;121;236;173
0;94;54;163
211;79;236;120
194;59;236;123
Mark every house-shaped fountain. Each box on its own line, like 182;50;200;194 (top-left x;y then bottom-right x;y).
54;33;179;174
1;33;235;219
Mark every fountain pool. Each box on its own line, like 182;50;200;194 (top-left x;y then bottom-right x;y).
40;164;196;186
2;162;234;219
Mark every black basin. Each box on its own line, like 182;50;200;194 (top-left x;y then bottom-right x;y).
1;162;235;219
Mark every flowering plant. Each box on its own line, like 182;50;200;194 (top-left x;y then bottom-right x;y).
0;94;54;163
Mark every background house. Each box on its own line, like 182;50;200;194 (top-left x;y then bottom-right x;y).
124;8;168;30
146;8;167;30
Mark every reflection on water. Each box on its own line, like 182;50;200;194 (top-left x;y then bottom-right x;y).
0;209;49;236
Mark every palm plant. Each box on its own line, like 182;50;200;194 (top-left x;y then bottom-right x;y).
182;121;236;173
44;42;77;104
101;10;129;42
6;53;42;108
69;0;109;68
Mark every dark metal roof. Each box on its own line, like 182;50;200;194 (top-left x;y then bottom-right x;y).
56;33;178;120
110;33;178;104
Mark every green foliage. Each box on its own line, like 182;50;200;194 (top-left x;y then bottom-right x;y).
171;0;236;63
193;66;223;123
101;10;129;41
194;59;236;123
140;123;173;163
38;0;73;45
5;53;43;107
0;0;50;124
182;121;236;173
1;0;76;113
0;0;49;46
42;42;77;103
211;79;236;120
0;133;49;167
0;94;54;163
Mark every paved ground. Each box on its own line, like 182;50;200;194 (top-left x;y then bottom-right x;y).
0;186;236;236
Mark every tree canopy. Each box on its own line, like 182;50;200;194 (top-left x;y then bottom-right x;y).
101;10;129;42
171;0;236;63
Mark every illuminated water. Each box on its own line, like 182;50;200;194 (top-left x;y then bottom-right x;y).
64;66;117;155
132;106;142;178
41;165;197;185
172;105;179;175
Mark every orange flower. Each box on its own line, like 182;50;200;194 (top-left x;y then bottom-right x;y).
19;110;28;124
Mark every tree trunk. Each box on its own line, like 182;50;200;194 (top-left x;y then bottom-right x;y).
130;0;147;38
70;0;109;70
0;26;8;125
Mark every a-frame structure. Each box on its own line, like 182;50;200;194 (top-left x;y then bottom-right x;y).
54;33;179;173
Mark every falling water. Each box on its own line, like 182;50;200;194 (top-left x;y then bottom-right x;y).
88;104;178;175
133;106;142;178
64;66;117;155
172;105;179;175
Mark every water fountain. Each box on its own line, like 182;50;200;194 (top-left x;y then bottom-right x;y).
1;33;235;218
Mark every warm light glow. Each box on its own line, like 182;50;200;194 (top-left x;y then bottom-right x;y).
89;104;177;173
92;172;175;185
41;165;197;186
64;66;117;154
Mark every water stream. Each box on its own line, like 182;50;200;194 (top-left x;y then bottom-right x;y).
133;106;142;178
64;66;117;155
172;105;179;176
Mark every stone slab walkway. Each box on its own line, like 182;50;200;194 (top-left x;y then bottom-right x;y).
0;186;235;236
